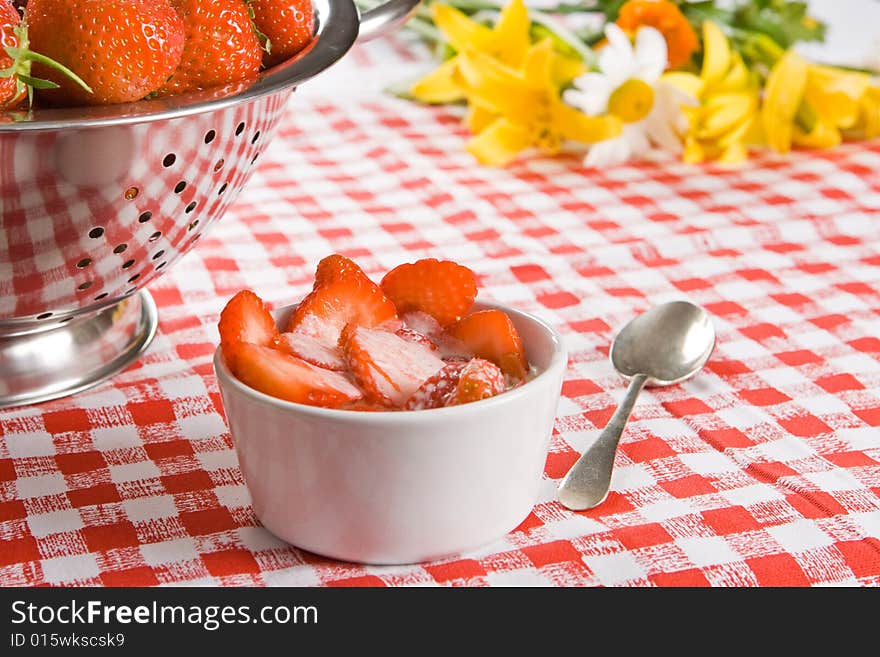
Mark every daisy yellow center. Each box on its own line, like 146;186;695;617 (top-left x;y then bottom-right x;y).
607;79;655;123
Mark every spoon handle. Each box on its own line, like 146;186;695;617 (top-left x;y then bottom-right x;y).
558;373;648;511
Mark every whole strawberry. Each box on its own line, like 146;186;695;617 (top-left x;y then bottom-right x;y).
158;0;262;97
25;0;185;106
249;0;314;69
1;0;91;110
0;0;26;109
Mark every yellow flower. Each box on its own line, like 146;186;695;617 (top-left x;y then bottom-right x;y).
762;51;873;152
454;39;621;166
409;0;584;104
853;85;880;139
665;21;760;164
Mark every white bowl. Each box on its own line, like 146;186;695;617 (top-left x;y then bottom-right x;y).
213;301;567;564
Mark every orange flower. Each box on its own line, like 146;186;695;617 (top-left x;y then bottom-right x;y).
616;0;699;69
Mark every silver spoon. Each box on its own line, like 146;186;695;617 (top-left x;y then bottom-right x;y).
557;300;716;511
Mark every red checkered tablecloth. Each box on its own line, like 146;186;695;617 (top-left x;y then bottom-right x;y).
2;34;879;588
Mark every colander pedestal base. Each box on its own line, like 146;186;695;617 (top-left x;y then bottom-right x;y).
0;291;159;410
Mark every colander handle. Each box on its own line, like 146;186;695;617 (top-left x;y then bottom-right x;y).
357;0;421;42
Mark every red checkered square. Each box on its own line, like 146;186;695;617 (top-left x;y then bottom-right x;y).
739;388;791;406
424;558;488;583
0;459;17;482
623;437;677;463
854;407;880;426
180;508;238;536
101;566;160;587
55;451;107;475
660;475;717;498
202;550;261;577
161;471;214;494
67;484;122;508
613;523;673;550
522;541;583;569
42;409;91;435
747;554;810;586
145;440;195;461
0;537;40;568
82;522;141;552
836;539;880;579
128;400;177;426
701;507;763;535
649;568;711;587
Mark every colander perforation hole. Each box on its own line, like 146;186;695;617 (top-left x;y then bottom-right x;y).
128;274;140;284
185;201;197;214
252;131;261;144
188;219;199;231
218;183;228;195
152;250;165;261
59;317;74;324
138;211;152;223
163;153;177;167
77;281;93;291
94;293;108;302
174;181;187;194
36;312;52;320
88;227;104;239
76;258;91;268
214;159;224;172
113;244;128;255
125;288;136;296
205;130;216;144
122;259;135;270
125;186;139;200
235;122;245;136
155;261;167;271
251;153;259;166
148;231;162;242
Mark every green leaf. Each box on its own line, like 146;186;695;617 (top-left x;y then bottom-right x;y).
734;0;826;49
17;74;59;90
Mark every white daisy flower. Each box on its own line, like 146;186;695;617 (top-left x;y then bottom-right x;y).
564;24;694;167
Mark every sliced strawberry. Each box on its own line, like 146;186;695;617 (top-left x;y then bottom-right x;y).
400;310;443;338
447;309;529;381
286;259;397;344
396;327;439;352
227;342;361;408
403;361;467;410
380;258;478;326
277;330;345;371
452;358;506;405
313;253;364;287
377;316;406;333
341;324;445;408
219;290;279;370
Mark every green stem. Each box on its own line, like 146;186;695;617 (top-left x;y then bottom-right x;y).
406;16;444;43
531;9;597;67
18;50;92;93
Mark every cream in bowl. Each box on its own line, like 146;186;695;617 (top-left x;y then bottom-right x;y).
212;255;567;564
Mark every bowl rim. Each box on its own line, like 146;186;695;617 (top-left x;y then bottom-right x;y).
213;299;569;422
0;0;359;132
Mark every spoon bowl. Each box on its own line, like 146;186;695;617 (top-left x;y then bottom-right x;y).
611;300;716;385
558;300;716;511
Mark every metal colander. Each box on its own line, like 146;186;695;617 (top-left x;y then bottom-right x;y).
0;0;419;408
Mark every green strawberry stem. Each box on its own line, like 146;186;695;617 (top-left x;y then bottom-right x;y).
0;23;92;107
244;0;273;58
